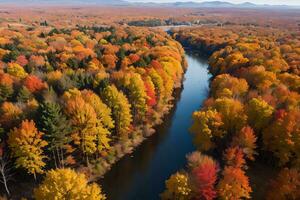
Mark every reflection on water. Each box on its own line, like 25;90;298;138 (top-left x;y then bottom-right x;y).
101;53;211;200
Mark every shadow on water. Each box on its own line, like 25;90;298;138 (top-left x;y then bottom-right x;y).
101;52;211;200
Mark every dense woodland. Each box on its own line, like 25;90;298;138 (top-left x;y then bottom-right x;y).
161;26;300;199
0;25;186;199
0;4;299;200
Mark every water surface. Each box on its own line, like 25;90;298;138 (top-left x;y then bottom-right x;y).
102;53;211;200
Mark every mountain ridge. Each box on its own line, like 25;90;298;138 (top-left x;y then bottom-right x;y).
0;0;298;8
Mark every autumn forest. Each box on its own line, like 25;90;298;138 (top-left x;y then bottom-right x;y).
0;2;299;200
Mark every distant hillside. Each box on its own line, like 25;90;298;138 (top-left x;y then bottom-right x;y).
0;0;128;5
0;0;298;8
130;1;298;9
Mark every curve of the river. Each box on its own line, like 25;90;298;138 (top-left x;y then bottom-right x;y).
101;52;211;200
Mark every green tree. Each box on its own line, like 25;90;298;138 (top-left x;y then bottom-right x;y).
39;102;72;168
17;86;33;103
0;84;13;103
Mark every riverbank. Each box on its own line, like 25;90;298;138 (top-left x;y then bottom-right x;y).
100;52;211;200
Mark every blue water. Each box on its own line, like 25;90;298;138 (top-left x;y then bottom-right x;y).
101;53;211;200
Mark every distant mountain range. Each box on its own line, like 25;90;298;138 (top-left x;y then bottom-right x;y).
0;0;299;9
0;0;128;5
132;1;299;9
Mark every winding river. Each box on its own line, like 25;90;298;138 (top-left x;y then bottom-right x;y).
102;52;211;200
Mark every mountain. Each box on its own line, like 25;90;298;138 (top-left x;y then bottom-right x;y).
129;1;299;9
0;0;298;8
0;0;128;5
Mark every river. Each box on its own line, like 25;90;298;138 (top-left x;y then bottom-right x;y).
101;52;211;200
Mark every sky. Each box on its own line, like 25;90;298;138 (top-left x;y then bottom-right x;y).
127;0;300;6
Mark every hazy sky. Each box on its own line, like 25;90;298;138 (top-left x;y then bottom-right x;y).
127;0;300;6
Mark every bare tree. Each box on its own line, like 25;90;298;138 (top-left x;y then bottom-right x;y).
0;153;13;196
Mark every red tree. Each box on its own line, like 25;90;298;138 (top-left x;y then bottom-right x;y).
144;81;157;107
129;54;140;63
24;75;47;93
193;163;218;200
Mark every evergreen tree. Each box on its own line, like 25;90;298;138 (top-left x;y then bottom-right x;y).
17;86;33;103
0;84;13;103
39;102;72;168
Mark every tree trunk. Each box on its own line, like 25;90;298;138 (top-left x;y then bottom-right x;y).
52;150;57;169
1;168;10;196
60;147;64;168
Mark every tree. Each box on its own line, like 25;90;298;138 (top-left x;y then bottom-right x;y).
6;63;27;79
213;97;247;134
266;168;300;200
0;144;13;196
0;73;13;103
161;172;191;200
65;96;110;161
263;109;300;166
17;86;33;103
102;54;117;69
16;55;28;66
188;152;218;200
23;75;47;93
119;73;147;123
217;166;252;199
8;120;48;179
39;102;72;168
247;98;274;132
144;76;157;108
231;126;257;161
223;147;246;168
34;168;106;200
190;109;224;151
0;102;23;129
100;85;132;140
148;68;165;107
81;90;114;130
211;74;248;98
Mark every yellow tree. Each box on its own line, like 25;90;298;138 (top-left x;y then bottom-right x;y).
117;72;148;123
213;97;247;134
148;68;165;107
6;63;27;79
190;109;225;151
65;96;110;161
101;85;132;140
8;120;47;179
161;172;192;200
211;74;248;98
81;90;114;130
34;168;106;200
247;98;274;132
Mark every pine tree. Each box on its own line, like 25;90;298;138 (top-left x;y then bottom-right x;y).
17;86;33;103
0;84;13;103
39;102;72;168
